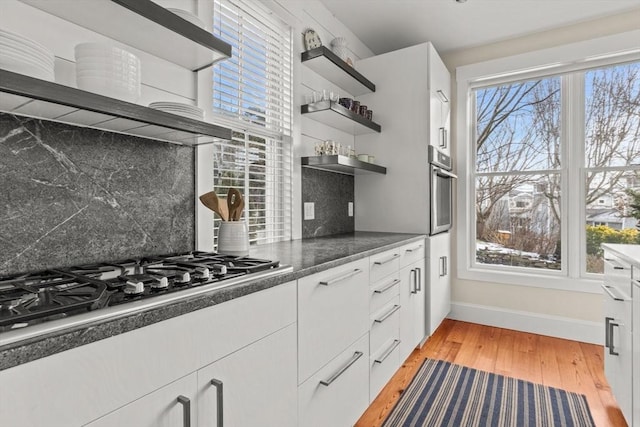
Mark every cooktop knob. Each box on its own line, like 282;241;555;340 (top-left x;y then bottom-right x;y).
123;280;144;295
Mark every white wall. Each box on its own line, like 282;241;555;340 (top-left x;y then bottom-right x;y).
439;10;640;343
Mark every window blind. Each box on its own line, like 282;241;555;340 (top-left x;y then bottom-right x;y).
211;0;293;246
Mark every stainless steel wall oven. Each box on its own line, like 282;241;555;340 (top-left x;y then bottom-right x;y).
429;146;456;235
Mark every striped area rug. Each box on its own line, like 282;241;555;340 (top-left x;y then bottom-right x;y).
382;359;595;427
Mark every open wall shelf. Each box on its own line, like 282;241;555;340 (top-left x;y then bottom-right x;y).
301;46;375;96
0;70;232;146
301;101;381;135
19;0;232;70
302;155;386;175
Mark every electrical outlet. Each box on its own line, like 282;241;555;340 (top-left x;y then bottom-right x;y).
304;202;315;220
348;202;353;217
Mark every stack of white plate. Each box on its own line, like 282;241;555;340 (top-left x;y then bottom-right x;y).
167;8;206;29
149;102;204;120
0;29;54;81
75;43;141;103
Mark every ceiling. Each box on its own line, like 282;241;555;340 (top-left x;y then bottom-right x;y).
319;0;640;55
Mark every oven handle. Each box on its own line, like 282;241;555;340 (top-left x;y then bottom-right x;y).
433;167;458;179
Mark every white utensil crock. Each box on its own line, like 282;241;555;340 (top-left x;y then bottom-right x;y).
218;221;249;256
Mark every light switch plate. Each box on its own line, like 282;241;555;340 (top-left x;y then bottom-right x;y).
304;202;315;220
348;202;353;217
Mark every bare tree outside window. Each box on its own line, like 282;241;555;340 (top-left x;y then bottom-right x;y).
473;61;639;273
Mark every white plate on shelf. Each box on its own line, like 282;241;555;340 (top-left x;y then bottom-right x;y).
0;63;54;81
0;29;53;56
0;42;54;65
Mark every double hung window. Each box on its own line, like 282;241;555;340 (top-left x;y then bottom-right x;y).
457;36;640;289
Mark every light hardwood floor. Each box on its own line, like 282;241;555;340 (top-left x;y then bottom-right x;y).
356;319;628;427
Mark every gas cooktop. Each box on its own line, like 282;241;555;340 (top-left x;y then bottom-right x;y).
0;251;291;343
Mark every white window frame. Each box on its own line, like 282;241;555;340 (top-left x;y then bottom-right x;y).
195;0;293;251
455;30;640;293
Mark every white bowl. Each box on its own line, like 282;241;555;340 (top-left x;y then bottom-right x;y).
77;76;141;103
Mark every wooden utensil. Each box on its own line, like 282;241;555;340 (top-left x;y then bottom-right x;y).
199;191;228;221
227;188;243;221
233;194;245;221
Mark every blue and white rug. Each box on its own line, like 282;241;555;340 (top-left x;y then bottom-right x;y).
382;359;595;427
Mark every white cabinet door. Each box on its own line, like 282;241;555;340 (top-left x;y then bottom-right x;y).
197;324;297;427
603;253;633;425
429;45;451;155
86;374;197;427
298;333;370;427
298;258;370;383
427;233;451;335
399;259;426;362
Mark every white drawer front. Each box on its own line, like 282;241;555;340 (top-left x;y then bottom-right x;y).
399;240;425;268
298;258;370;383
0;281;297;427
370;298;401;355
370;338;401;401
370;273;400;314
298;333;370;427
370;249;401;283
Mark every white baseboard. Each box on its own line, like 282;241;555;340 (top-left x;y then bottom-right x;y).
448;302;603;345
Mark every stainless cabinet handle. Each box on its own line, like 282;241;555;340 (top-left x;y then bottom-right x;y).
436;89;449;103
439;256;447;277
177;395;191;427
439;127;447;149
375;304;400;323
210;379;224;427
605;317;613;349
603;258;627;270
601;284;624;301
416;267;422;292
374;278;401;294
319;268;362;286
410;268;417;294
374;253;400;265
405;244;423;253
374;340;401;364
319;351;363;386
609;321;619;356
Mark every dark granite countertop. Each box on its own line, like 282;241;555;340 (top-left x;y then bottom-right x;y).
0;232;424;371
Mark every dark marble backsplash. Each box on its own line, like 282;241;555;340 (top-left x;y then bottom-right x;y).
0;114;195;276
302;167;354;238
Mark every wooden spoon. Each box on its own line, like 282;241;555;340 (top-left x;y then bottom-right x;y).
233;194;245;220
199;191;228;221
227;188;243;221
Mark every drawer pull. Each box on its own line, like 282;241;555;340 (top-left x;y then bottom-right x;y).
405;245;423;253
410;269;417;294
375;304;401;323
177;395;191;427
374;340;401;364
605;317;613;349
374;253;400;266
319;351;364;386
210;379;224;427
603;258;627;270
319;268;363;286
609;321;619;356
374;279;401;294
602;284;625;301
